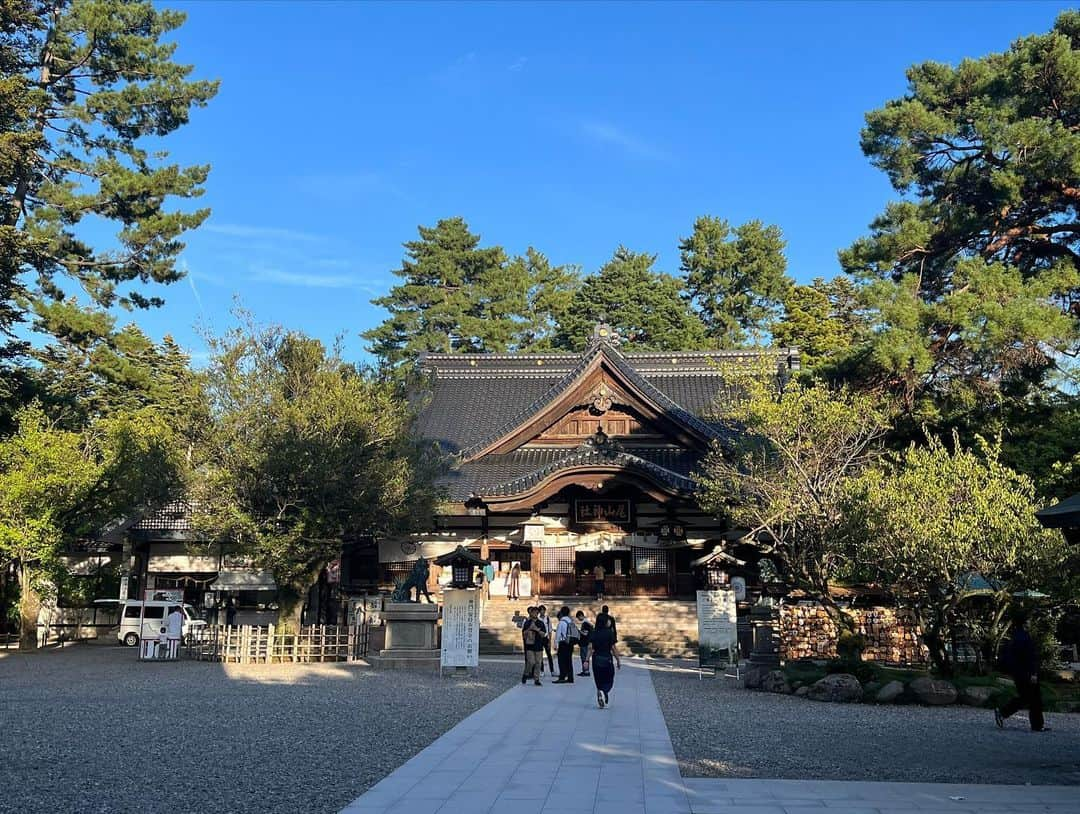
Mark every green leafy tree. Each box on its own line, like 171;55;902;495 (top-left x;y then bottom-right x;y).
696;373;890;629
840;13;1080;417
0;403;182;649
844;435;1069;675
364;217;522;368
556;247;708;351
0;0;217;405
772;277;868;370
196;318;440;627
512;248;581;351
680;216;791;346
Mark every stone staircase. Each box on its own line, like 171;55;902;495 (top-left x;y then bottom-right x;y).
479;597;699;658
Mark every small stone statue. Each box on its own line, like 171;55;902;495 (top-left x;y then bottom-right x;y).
391;556;433;603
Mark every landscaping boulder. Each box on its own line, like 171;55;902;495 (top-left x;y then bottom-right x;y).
876;680;905;703
761;670;792;694
795;686;809;697
742;664;770;690
863;681;881;697
910;676;958;705
960;686;995;707
806;673;863;703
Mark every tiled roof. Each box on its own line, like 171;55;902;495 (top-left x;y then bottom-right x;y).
439;447;704;502
131;500;193;532
415;341;796;454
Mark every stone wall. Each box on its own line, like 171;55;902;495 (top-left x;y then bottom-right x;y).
780;604;928;665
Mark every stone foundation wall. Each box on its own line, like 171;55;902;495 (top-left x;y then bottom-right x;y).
780;604;928;665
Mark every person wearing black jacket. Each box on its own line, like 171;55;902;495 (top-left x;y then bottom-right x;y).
995;612;1049;732
576;610;593;677
520;607;546;687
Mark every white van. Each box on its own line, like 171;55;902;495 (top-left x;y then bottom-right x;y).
117;601;205;647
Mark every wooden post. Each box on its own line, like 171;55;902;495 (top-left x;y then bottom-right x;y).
267;623;275;664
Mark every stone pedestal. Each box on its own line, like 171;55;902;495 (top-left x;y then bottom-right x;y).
369;602;440;669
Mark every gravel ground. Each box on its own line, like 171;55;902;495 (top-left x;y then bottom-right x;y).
652;665;1080;785
0;644;519;814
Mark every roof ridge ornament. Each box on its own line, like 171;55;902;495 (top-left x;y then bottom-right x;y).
591;321;622;347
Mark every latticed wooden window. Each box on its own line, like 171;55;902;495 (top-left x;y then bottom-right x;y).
633;548;667;575
539;546;575;574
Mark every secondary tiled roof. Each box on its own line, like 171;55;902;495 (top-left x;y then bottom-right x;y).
439;447;703;502
131;500;193;532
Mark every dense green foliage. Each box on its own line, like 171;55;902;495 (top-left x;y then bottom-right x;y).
556;247;708;351
0;403;182;647
840;11;1080;419
772;277;868;370
0;0;217;402
195;319;441;626
680;216;790;347
696;373;890;625
844;437;1070;674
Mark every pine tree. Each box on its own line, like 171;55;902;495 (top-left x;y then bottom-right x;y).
680;216;791;347
555;247;709;351
0;0;217;404
512;248;581;351
364;217;523;367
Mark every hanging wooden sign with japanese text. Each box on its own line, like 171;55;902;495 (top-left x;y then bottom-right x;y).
440;588;480;668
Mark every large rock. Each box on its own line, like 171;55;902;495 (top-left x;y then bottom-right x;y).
876;680;905;703
960;686;995;707
910;676;958;706
794;686;809;697
761;669;792;694
742;664;770;690
807;673;863;703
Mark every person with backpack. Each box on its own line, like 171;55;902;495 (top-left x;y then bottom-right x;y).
995;611;1049;732
520;606;546;686
553;606;578;683
576;610;593;677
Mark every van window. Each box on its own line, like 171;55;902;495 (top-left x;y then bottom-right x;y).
142;606;165;619
123;606;141;619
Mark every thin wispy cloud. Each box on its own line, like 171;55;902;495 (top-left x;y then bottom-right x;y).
181;259;205;318
581;121;670;161
204;223;324;243
248;265;357;289
508;56;528;72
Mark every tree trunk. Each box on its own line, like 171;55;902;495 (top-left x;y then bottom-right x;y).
275;566;322;632
18;563;41;651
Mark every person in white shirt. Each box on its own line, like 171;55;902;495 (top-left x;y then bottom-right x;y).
166;605;184;659
553;606;577;683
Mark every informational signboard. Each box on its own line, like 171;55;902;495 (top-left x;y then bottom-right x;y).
574;499;632;528
440;588;480;670
696;588;738;670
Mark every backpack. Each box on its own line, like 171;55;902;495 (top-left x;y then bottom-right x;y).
566;617;580;642
523;625;537;646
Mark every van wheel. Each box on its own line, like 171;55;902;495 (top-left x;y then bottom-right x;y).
123;632;139;647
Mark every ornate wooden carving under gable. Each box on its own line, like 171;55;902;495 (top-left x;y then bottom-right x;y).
537;404;664;442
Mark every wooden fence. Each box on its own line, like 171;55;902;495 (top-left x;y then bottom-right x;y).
185;624;357;664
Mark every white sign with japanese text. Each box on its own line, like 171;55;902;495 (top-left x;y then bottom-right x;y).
696;588;738;669
440;589;480;668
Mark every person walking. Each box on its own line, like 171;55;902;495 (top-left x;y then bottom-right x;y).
553;606;577;683
225;600;237;627
576;610;593;677
590;615;621;708
538;605;554;675
995;611;1049;732
597;604;618;644
508;562;521;600
593;563;606;601
520;606;545;686
483;562;495;599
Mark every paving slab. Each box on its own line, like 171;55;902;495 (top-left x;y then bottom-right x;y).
339;660;1079;814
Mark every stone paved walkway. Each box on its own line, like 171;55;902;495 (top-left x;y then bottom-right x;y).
339;661;1080;814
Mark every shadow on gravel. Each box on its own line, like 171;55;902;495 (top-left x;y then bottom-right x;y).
0;644;519;814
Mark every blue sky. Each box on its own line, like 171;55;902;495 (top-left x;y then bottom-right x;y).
121;0;1073;364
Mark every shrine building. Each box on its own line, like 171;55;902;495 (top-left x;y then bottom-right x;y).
364;324;799;602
